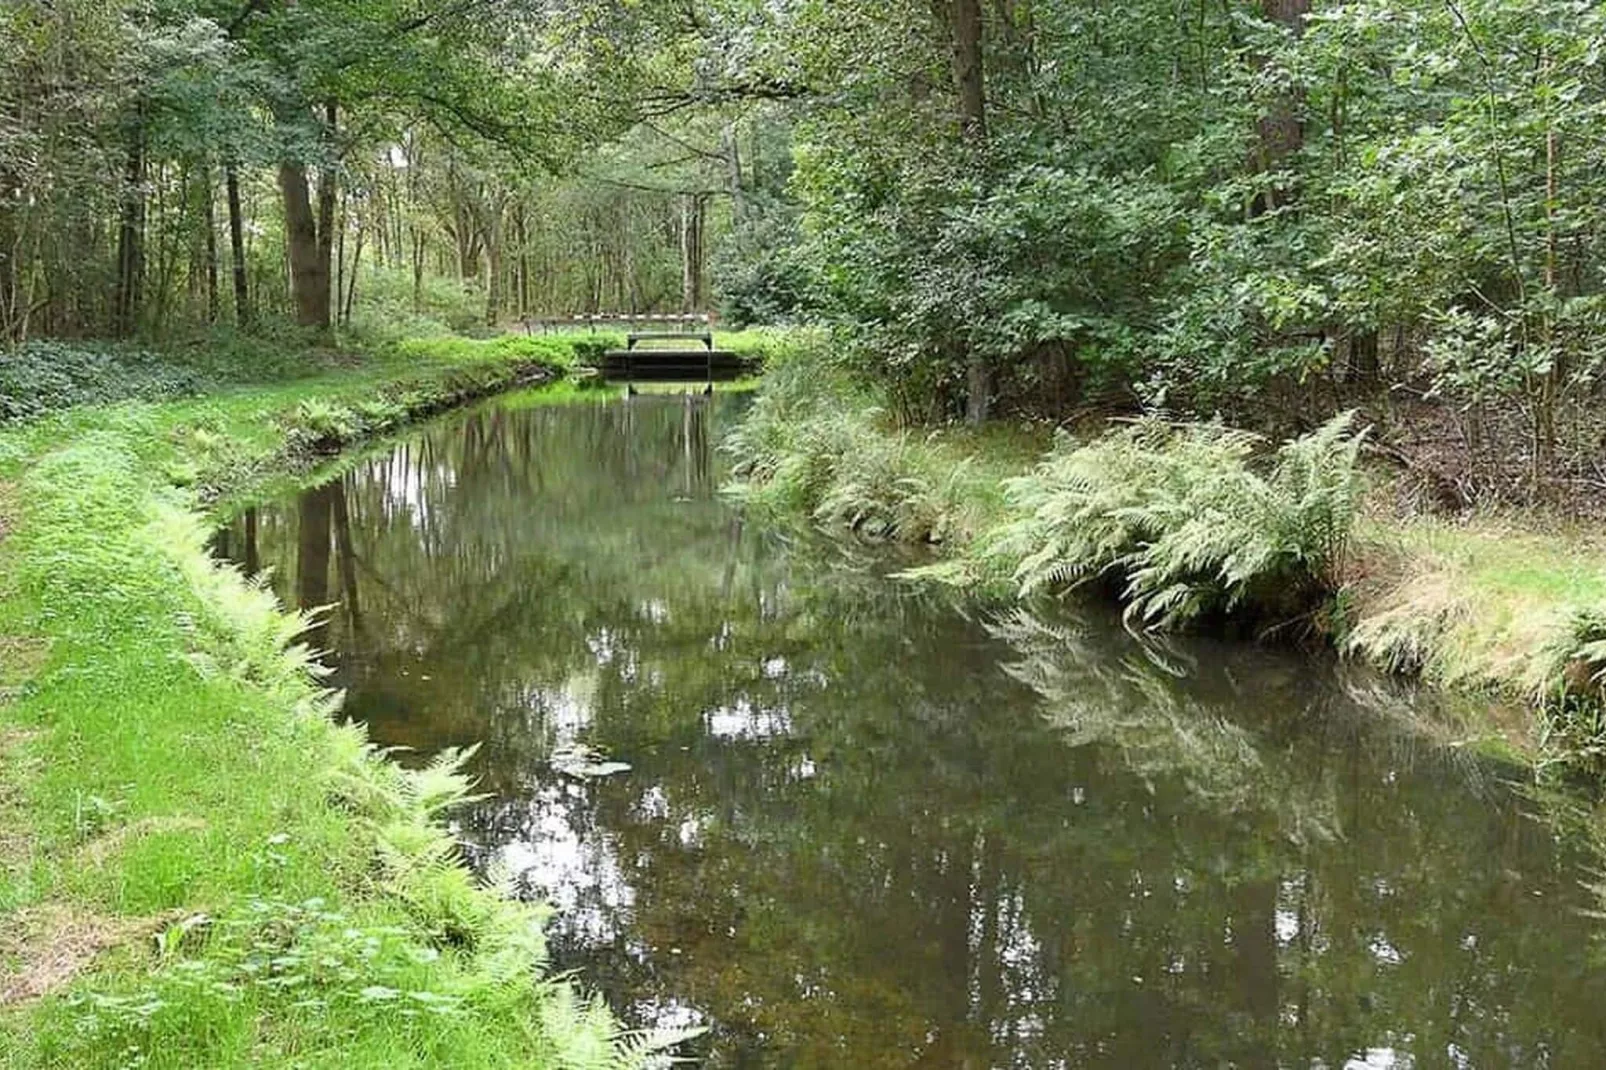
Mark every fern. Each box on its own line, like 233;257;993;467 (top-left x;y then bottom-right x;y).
725;366;976;545
995;412;1367;630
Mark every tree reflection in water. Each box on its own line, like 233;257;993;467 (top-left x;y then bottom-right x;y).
219;392;1606;1069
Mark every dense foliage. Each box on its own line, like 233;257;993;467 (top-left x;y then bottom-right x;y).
711;0;1606;499
0;0;770;345
11;0;1605;496
0;342;210;420
996;414;1367;628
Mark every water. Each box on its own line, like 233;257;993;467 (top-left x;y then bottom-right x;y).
217;391;1606;1069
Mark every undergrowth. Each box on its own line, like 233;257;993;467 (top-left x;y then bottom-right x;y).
0;342;213;421
723;343;1606;773
986;414;1367;630
723;352;1017;544
725;346;1368;632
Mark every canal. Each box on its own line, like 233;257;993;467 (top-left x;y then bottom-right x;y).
216;389;1606;1068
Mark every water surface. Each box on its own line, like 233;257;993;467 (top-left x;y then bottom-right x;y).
218;391;1606;1069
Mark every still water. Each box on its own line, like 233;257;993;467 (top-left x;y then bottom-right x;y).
217;391;1606;1068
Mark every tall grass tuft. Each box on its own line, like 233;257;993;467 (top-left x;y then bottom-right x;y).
993;412;1367;630
723;356;975;543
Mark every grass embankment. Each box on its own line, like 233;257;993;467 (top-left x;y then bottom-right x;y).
724;353;1606;768
1344;518;1606;755
0;332;668;1068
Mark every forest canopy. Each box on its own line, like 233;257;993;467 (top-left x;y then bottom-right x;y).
5;0;1606;493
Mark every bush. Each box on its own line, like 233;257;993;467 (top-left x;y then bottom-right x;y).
992;412;1367;630
346;265;488;341
392;331;609;373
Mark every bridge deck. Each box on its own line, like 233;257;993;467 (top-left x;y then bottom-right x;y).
600;348;755;382
628;331;713;349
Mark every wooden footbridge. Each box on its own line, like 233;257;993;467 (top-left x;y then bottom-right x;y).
601;330;753;384
518;313;757;384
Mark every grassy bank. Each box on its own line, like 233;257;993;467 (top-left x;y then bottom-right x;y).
0;332;688;1068
723;351;1606;770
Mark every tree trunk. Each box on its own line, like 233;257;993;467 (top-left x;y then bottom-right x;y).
485;223;503;327
515;204;531;317
483;192;507;326
1251;0;1310;215
226;160;251;327
680;194;705;313
317;101;338;314
1347;329;1379;384
0;168;20;343
722;124;746;222
280;160;331;329
345;221;364;324
203;165;221;324
277;102;338;333
114;110;148;337
949;0;988;144
942;0;992;423
335;193;346;329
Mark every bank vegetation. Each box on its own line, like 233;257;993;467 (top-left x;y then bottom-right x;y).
724;347;1606;773
0;334;726;1067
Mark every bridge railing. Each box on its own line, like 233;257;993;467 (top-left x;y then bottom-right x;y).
521;313;713;335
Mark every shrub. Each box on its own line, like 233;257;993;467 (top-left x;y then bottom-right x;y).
993;412;1367;630
725;352;875;516
345;265;488;341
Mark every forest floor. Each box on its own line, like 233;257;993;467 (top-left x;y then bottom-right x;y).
0;333;669;1069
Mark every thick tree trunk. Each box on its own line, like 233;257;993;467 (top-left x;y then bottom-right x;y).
950;0;988;144
276;102;338;332
225;161;251;327
280;160;331;329
943;0;992;423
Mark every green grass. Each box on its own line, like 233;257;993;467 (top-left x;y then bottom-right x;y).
0;332;689;1068
1345;516;1606;713
723;354;1046;548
